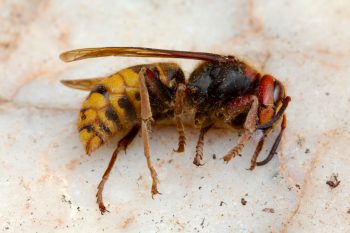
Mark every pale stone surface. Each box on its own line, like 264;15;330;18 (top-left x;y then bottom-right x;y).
1;1;349;232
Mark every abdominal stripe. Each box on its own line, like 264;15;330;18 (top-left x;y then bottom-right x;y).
79;124;94;132
78;124;104;143
91;84;108;97
105;106;122;129
118;96;136;122
98;122;112;135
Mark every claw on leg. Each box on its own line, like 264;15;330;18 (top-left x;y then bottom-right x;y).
150;165;161;198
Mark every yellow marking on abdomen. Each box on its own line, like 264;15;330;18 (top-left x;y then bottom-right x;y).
119;68;140;88
78;108;97;129
102;74;126;94
82;93;108;109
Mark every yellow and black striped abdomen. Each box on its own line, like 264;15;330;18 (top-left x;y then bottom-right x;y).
78;66;142;154
78;63;185;154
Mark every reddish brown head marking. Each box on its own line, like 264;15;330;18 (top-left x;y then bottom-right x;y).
259;75;275;106
258;75;276;124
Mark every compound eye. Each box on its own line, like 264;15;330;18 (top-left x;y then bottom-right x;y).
273;81;285;104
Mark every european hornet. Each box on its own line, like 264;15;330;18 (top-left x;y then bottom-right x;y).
59;47;291;214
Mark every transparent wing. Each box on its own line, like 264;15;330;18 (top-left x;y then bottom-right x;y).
59;47;227;63
60;77;106;91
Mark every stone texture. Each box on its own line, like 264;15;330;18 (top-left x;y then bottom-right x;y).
1;0;349;232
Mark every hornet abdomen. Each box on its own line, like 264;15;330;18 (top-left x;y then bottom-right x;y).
78;63;185;154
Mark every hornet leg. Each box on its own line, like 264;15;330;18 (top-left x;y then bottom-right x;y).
96;125;140;214
223;96;259;163
139;67;160;197
193;123;213;166
174;83;187;152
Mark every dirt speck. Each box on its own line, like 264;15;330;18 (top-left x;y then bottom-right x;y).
241;198;247;206
326;174;340;189
262;208;275;213
200;218;205;228
219;201;226;206
61;194;72;206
